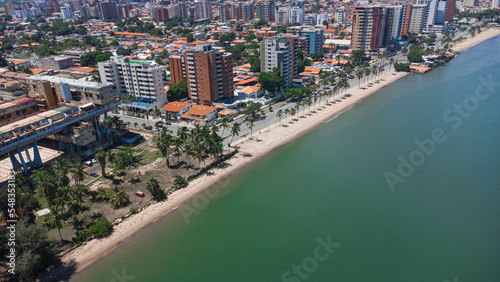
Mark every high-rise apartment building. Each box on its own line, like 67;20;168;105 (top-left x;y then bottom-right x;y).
276;7;289;26
165;44;235;106
195;0;212;20
60;4;73;18
230;4;242;20
257;1;275;22
98;56;166;109
241;3;254;20
335;8;347;24
99;0;120;22
220;4;230;23
153;7;169;22
400;4;412;38
492;0;500;8
261;36;293;90
289;2;304;25
299;27;324;54
408;4;428;34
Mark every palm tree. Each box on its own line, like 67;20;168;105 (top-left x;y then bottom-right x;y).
142;123;147;129
177;126;189;142
371;65;378;81
156;135;172;167
172;139;183;163
48;208;65;240
94;148;108;177
183;142;194;167
173;175;188;190
219;118;230;138
389;58;394;74
356;70;364;88
109;186;130;208
52;158;70;187
193;145;204;167
154;108;162;119
70;159;86;185
229;123;241;145
290;108;296;120
377;66;383;78
52;187;70;213
277;109;284;125
247;119;255;138
66;193;85;230
363;68;371;83
284;108;290;122
133;122;138;128
294;102;300;116
31;169;57;203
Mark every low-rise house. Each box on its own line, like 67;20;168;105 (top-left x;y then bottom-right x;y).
161;101;193;118
182;105;220;122
237;86;262;98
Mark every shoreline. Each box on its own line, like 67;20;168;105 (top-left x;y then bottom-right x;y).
62;28;500;275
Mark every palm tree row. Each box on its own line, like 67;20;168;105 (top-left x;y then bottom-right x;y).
155;124;231;168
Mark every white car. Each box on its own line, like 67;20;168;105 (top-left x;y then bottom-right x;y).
91;159;97;164
84;161;93;166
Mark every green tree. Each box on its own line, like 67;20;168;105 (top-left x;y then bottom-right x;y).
229;123;241;145
108;186;130;208
94;148;108;177
167;78;188;101
245;101;263;119
173;175;188;190
146;178;165;199
407;50;423;63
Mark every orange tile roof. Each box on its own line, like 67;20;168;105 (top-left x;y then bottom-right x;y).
13;60;29;65
183;105;218;120
29;68;47;75
162;101;192;112
71;67;97;73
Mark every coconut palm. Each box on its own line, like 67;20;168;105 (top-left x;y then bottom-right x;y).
52;187;70;213
134;122;138;128
172;138;183;163
70;159;86;185
109;186;130;208
183;142;194;167
31;169;57;203
66;193;85;230
94;148;108;177
219;118;230;138
156;134;173;167
284;108;290;122
229;123;241;145
294;102;300;116
356;70;364;88
290;108;296;120
389;58;394;73
52;158;70;187
247;119;255;138
277;109;284;125
48;208;65;240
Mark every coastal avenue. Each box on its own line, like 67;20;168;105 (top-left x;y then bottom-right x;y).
71;26;500;282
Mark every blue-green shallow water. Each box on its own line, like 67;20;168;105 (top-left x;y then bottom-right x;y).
72;36;500;282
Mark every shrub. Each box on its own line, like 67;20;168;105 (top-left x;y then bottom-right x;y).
87;217;112;238
394;62;411;72
129;206;138;214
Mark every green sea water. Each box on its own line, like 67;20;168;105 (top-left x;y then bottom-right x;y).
72;36;500;282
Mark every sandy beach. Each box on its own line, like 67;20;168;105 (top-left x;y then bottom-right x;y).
62;27;500;273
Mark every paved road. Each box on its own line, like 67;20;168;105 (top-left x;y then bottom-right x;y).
109;25;481;146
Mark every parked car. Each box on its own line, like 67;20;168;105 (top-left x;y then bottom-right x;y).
91;159;97;164
165;121;171;125
90;172;99;177
84;161;92;166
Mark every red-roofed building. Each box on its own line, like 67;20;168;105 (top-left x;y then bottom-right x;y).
161;101;193;116
182;105;220;122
